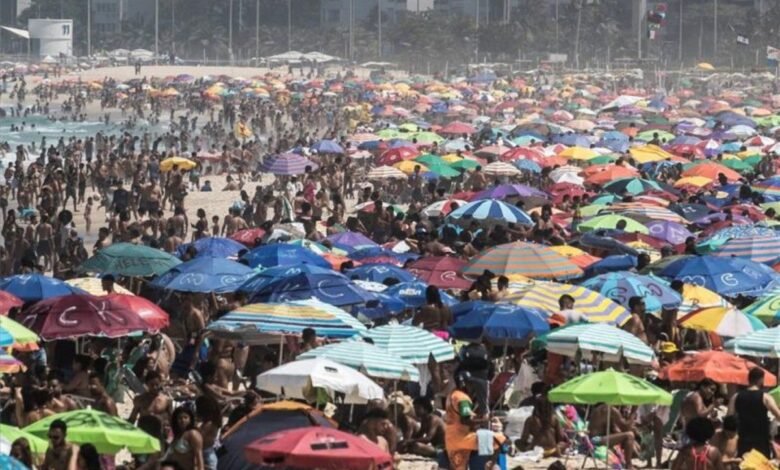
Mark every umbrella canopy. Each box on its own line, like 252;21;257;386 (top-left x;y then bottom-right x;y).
405;256;472;289
0;290;22;314
298;341;419;381
725;326;780;358
446;200;533;226
581;272;682;313
473;184;548;201
713;235;780;263
159;156;196;171
229;228;267;247
261;153;319;175
23;409;160;454
540;323;655;364
357;323;455;363
0;274;86;303
603;177;662;195
508;280;630;325
175;236;246;259
207;298;366;341
420;199;469;217
256;358;384;403
19;293;153;340
646;220;693;245
0;455;28;470
679;306;765;337
577;214;649;234
744;294;780;325
449;302;549;345
102;294;170;331
660;350;776;386
344;264;416;284
658;255;779;296
79;243;182;277
150;256;254;293
240;244;331;270
244;427;392;470
326;231;379;252
463;241;583;280
383;281;458;308
549;369;672;405
239;264;376;306
0;424;48;454
0;351;25;373
0;315;40;351
64;277;134;296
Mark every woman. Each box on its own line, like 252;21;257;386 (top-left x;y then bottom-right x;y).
672;417;724;470
165;406;205;470
76;443;102;470
10;438;34;469
414;286;452;336
196;395;222;470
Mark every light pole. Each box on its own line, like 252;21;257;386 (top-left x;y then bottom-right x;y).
155;0;159;63
287;0;292;51
256;0;260;65
228;0;233;63
87;0;91;57
713;0;718;55
378;0;382;58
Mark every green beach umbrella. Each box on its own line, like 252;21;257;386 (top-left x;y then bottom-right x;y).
426;162;462;179
636;130;674;142
78;242;181;277
577;214;649;234
578;204;607;218
0;424;48;454
549;369;672;406
449;159;479;171
411;131;444;144
415;154;447;167
589;155;619;165
24;409;161;454
376;128;401;139
299;341;420;381
720;159;753;172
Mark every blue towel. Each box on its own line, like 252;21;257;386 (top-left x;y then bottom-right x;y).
476;429;494;456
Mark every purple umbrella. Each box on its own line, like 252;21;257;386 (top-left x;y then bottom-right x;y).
473;184;548;201
646;221;693;245
694;213;752;226
326;231;379;251
260;153;318;175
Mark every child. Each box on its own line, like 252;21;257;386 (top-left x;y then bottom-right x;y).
211;215;220;237
84;197;93;234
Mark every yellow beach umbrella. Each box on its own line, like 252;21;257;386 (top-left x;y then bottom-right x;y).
394;160;427;175
559;146;599;160
160;156;197;172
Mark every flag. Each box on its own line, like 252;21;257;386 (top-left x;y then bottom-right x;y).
768;46;780;67
736;35;750;46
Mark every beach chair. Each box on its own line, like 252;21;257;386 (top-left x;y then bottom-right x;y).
489;371;516;413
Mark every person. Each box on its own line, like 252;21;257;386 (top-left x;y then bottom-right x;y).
164;406;205;470
710;415;741;469
76;443;103;470
196;395;222;470
682;379;718;427
129;370;173;428
728;367;780;458
300;327;318;354
89;372;118;416
400;397;445;457
444;371;480;470
588;403;637;469
671;417;725;470
359;408;392;453
10;437;34;469
519;395;567;457
101;274;116;294
622;296;648;344
41;419;78;470
413;285;453;334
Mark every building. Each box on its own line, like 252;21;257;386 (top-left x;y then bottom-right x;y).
320;0;434;27
28;18;72;56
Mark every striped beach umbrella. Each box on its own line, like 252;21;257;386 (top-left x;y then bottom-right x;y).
507;280;630;326
462;242;583;280
678;283;734;317
357;324;455;364
207;298;366;340
714;235;780;263
725;326;780;358
680;306;766;338
367;165;407;180
446;200;533;226
0;351;25;374
482;161;521;177
744;294;780;325
260;153;318;175
0;315;39;351
540;323;655;364
420;199;468;217
298;341;419;381
549;245;602;269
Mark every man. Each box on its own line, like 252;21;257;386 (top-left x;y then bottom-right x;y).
41;419;77;470
728;367;780;458
710;415;741;468
401;397;445;457
622;296;648;344
359;407;394;453
129;370;173;427
682;378;718;427
300;328;318;354
89;372;118;416
101;274;116;294
588;403;637;469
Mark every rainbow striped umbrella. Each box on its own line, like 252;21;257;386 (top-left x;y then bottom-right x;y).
0;316;38;351
507;280;630;326
462;242;583;280
206;298;366;340
680;307;765;338
677;283;734;317
0;352;25;374
713;235;780;263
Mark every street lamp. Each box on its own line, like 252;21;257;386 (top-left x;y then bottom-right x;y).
87;0;91;57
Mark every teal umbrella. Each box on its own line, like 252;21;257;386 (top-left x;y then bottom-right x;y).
298;341;419;381
78;243;181;276
357;324;455;364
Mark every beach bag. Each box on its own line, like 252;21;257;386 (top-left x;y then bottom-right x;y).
740;450;778;470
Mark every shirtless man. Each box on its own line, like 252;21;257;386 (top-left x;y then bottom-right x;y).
359;408;393;453
48;377;78;413
710;415;741;469
89;372;118;416
62;355;91;397
588;404;637;469
170;206;188;239
41;419;78;470
141;179;162;215
223;207;248;236
35;213;53;271
622;296;648;345
129;370;173;427
401;397;445;457
681;379;718;427
163;226;183;253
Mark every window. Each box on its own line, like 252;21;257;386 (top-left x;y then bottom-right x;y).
62;24;70;36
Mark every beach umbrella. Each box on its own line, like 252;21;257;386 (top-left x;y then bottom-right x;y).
0;291;22;314
559;146;599;160
679;306;765;337
713;235;780;263
19;293;152;340
23;409;160;454
658;255;779;296
376;147;419;166
745;294;780;325
549;245;601;269
383;281;458;308
550;369;672;405
367;165;407;180
440;121;477;135
446;200;533;226
646;220;692;245
472;184;548;201
345;264;416;284
0;315;39;351
541;323;655;365
507;280;630;326
298;341;419;381
207;298;366;341
603;178;662;195
660;350;776;386
357;323;455;363
420;199;468;217
64;277;133;296
229;228;267;247
0;351;25;373
102;294;170;331
256;358;384;403
449;302;549;345
0;274;87;303
450;158;481;171
326;231;379;252
682;162;741;182
150;256;253;293
175;237;245;259
79;243;181;277
577;214;649;234
677;283;734;316
244;427;393;470
462;241;583;280
405;256;472;289
584;166;638;185
581;272;682;312
240;244;331;270
725;326;780;358
159;156;196;171
0;455;28;470
482;161;521;177
0;424;47;454
312;139;344;154
583;255;638;276
261;153;318;175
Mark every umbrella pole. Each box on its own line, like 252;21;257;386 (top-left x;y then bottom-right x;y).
278;335;284;365
605;405;611;468
393;381;398;427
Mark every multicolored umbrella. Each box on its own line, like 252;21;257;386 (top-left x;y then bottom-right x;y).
539;323;655;364
463;241;583;280
507;280;630;325
356;324;455;363
581;272;682;312
420;199;469;217
548;245;602;269
446;199;533;226
679;306;765;337
603;177;662;195
713;235;780;263
298;341;419;381
79;243;182;277
744;294;780;325
260;152;319;175
725;326;780;358
0;351;25;374
0;315;39;351
678;283;734;316
207;298;366;340
660;351;776;386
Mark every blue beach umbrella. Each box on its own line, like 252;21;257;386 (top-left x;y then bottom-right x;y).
658;255;780;296
151;256;254;293
345;264;416;284
383;281;458;309
0;274;86;303
446;200;533;226
240;244;331;270
175;237;246;259
449;302;549;345
581;271;682;312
